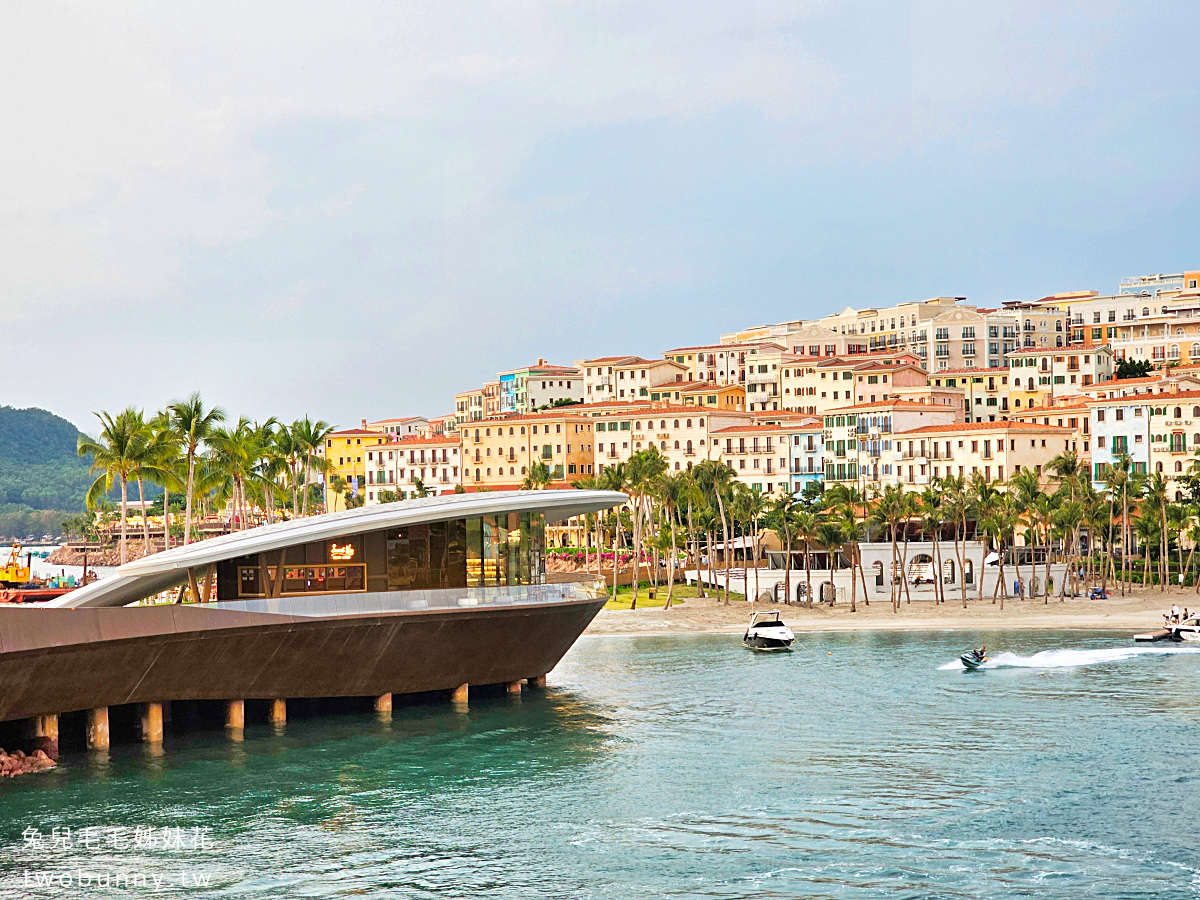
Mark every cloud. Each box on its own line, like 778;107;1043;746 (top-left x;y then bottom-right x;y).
0;1;1196;428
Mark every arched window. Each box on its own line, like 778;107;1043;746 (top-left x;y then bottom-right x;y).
1028;378;1035;390
1024;319;1032;330
1170;345;1180;360
699;419;705;427
1055;336;1063;347
943;559;955;584
509;467;515;475
660;441;667;450
486;467;492;476
521;467;527;474
1143;307;1150;317
873;561;884;587
674;441;680;449
635;421;641;430
1191;344;1199;360
1175;461;1183;473
474;429;480;441
1156;462;1163;473
474;468;480;480
964;559;974;585
1055;320;1063;332
686;440;694;454
686;419;693;428
660;420;666;429
521;426;526;434
486;428;491;436
673;420;680;428
674;462;680;470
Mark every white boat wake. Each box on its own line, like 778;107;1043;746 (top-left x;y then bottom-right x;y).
938;645;1200;671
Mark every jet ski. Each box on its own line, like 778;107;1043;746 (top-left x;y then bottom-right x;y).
960;649;987;670
743;611;795;651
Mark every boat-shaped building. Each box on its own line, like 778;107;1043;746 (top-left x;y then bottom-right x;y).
0;489;624;753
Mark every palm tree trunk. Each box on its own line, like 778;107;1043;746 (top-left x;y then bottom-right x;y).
162;487;170;553
119;475;129;566
137;476;149;556
665;506;677;609
184;452;196;545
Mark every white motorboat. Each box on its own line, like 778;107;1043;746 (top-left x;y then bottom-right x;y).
1168;616;1200;642
743;610;795;651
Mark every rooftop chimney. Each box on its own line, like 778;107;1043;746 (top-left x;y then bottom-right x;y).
361;418;367;429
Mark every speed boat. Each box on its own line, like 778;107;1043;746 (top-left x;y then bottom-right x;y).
960;650;988;670
1168;616;1200;642
743;611;795;651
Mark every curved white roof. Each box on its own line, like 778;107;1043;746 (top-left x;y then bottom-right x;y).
47;489;625;609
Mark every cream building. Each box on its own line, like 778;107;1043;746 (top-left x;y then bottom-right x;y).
579;401;751;474
462;413;594;489
822;400;961;486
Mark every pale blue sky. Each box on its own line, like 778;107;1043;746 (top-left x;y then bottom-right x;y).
1;1;1197;429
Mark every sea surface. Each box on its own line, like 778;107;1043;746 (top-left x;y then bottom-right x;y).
1;629;1199;898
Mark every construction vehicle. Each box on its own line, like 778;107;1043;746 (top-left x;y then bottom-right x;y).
0;542;31;587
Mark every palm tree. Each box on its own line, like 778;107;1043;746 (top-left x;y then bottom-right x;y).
826;482;870;612
918;484;945;604
624;447;669;608
695;459;737;605
873;484;908;612
146;412;185;552
793;508;818;608
167;393;226;544
767;492;799;605
813;521;844;605
600;462;628;604
653;472;686;608
1145;471;1169;592
521;462;551;490
78;408;152;565
1009;468;1041;599
291;417;335;515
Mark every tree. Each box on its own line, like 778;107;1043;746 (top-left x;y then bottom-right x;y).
167;393;226;544
521;462;551;490
695;459;737;605
78;408;151;565
1115;358;1154;380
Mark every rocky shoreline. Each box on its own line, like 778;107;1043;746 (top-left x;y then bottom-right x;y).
46;542;151;567
0;748;56;778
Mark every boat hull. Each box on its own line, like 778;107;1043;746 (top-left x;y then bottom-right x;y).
960;654;986;670
0;598;606;723
743;635;794;652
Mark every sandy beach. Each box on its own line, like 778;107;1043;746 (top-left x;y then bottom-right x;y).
584;588;1197;637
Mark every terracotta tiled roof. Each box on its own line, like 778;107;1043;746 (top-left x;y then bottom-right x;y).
900;421;1072;435
1087;389;1200;405
930;366;1010;376
329;429;386;437
825;400;959;412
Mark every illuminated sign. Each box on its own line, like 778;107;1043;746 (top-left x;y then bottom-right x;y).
329;543;356;561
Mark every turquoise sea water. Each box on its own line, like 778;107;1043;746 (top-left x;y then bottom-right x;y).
1;629;1199;898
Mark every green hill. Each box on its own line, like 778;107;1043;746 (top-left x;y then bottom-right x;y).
0;406;95;539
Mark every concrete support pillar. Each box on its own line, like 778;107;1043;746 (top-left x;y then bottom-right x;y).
140;702;163;744
226;700;244;741
86;707;110;750
528;675;547;689
32;714;59;759
506;680;523;695
269;699;287;727
451;683;469;706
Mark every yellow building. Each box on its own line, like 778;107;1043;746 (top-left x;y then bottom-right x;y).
645;380;746;410
462;413;595;490
324;428;389;511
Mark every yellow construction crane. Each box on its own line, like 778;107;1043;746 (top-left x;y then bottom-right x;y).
0;542;31;587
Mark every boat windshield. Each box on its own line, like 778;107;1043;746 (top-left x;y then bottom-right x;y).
752;618;784;628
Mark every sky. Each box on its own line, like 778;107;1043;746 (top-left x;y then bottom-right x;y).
2;1;1198;432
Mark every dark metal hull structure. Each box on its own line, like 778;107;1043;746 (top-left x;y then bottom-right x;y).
0;597;605;723
0;491;627;732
